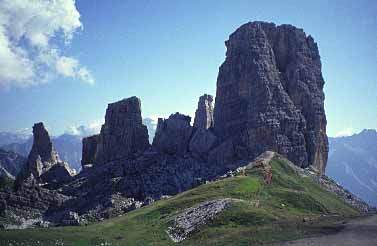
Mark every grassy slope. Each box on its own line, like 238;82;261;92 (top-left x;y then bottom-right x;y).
0;157;360;245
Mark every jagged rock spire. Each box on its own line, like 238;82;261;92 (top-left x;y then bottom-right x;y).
21;123;60;179
16;122;73;186
213;21;328;174
82;96;150;166
193;94;214;130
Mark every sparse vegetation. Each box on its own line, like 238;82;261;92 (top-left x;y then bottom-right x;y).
0;156;361;245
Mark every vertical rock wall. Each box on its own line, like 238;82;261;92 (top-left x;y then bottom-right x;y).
83;97;150;165
193;94;214;130
213;22;328;173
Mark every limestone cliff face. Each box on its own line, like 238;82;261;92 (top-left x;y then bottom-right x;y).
193;94;214;130
153;113;193;156
214;22;328;173
82;97;150;165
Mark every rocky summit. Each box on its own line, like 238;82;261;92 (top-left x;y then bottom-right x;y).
83;96;150;166
1;22;362;230
16;123;74;186
214;21;328;174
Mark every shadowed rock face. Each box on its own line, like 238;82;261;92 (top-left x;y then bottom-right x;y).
214;21;328;174
81;134;98;168
153;113;193;156
193;94;214;130
92;96;150;164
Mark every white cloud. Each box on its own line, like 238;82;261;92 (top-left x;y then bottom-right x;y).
0;0;94;88
65;119;104;136
77;67;94;84
56;56;79;77
15;127;32;135
334;127;354;137
55;56;94;84
65;126;81;136
146;115;162;127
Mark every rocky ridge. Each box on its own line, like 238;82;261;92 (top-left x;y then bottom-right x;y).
1;22;367;229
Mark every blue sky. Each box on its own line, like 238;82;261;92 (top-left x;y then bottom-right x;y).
0;0;376;137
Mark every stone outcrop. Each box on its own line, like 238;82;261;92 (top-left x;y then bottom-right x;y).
193;94;214;130
16;123;73;185
167;199;232;242
213;21;328;174
39;162;75;185
0;178;71;228
23;123;60;177
153;113;193;155
87;97;150;164
189;129;217;159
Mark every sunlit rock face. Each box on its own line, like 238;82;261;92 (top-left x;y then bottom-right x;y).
16;122;74;185
193;94;214;130
92;96;150;164
214;21;328;174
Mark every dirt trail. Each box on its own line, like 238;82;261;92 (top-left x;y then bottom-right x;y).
280;215;377;246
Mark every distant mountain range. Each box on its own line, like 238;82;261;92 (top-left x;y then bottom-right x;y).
326;129;377;207
0;131;31;146
0;149;26;179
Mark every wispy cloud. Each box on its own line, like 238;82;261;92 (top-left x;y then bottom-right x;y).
65;119;104;136
0;0;94;88
334;127;354;137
